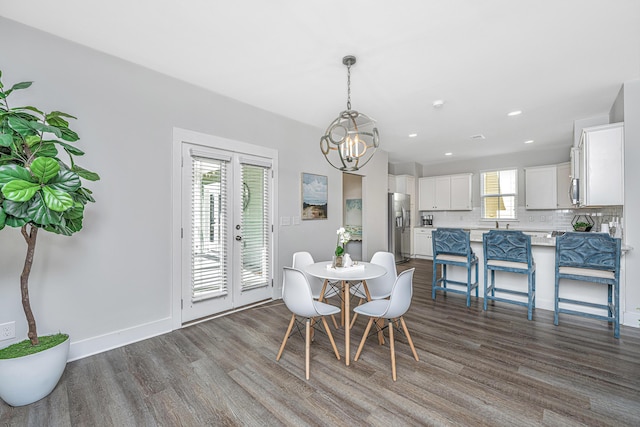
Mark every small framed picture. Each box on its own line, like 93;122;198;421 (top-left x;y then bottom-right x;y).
301;173;328;220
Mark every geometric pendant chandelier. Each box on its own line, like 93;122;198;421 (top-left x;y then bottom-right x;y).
320;55;379;171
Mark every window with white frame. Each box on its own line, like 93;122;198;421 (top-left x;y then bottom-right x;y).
480;169;517;220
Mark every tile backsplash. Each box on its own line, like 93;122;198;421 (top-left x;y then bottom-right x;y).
423;206;624;234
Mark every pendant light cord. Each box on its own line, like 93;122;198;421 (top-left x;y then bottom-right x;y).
346;62;352;111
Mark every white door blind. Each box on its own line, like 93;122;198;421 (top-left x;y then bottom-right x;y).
240;163;271;292
191;155;229;301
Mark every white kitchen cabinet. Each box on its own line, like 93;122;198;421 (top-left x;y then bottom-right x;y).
418;177;436;210
413;228;433;258
419;174;471;211
450;173;473;210
419;176;450;210
556;162;572;208
577;123;624;207
387;174;396;193
525;165;558;209
393;174;414;195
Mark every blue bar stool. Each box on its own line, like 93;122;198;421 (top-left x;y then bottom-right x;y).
432;228;478;307
483;230;536;320
554;232;621;338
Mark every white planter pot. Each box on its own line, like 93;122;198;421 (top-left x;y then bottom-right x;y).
0;335;70;407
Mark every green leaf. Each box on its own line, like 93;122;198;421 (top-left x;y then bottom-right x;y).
44;221;73;236
63;203;84;220
48;170;81;192
1;180;39;202
59;127;79;142
45;115;69;128
49;111;77;120
7;116;33;137
0;207;5;229
26;192;64;225
56;140;85;156
4;215;27;227
73;187;95;204
0;165;33;186
30;157;60;183
3;198;31;218
30;121;62;138
41;186;74;212
19;106;44;116
0;134;12;147
31;142;58;157
10;81;32;91
64;216;83;233
72;165;100;181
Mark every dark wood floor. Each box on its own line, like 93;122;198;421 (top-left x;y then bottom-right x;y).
2;259;640;426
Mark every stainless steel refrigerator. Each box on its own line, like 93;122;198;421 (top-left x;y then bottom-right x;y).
388;193;411;264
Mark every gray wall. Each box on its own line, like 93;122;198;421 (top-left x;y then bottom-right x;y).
0;18;389;359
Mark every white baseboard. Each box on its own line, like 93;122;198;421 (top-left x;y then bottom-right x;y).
623;310;640;328
67;317;173;362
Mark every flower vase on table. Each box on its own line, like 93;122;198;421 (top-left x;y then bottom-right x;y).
333;227;351;268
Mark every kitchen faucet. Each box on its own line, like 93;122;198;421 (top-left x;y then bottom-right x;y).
495;221;499;229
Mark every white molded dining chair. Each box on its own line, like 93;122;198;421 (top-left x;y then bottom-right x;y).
292;251;340;328
354;268;419;381
276;267;341;380
349;251;397;328
292;251;340;299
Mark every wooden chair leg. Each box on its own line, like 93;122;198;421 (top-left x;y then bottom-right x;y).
321;317;340;360
349;298;364;329
354;318;375;361
377;318;385;345
331;313;339;329
389;319;397;381
305;319;310;380
318;279;339;329
310;317;315;341
277;313;296;361
400;317;419;361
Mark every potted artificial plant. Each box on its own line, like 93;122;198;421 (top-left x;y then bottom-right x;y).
0;70;99;406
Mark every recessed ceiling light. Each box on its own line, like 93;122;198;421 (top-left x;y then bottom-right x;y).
433;100;445;108
408;133;418;138
524;139;534;144
508;110;522;116
445;152;453;156
470;134;486;140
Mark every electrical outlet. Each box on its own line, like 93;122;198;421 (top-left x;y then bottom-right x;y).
0;321;16;340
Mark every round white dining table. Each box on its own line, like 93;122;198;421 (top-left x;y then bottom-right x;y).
303;261;387;365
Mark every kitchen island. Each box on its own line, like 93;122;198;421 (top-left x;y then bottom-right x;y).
438;229;629;321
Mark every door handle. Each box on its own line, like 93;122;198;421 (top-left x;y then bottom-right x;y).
235;236;242;241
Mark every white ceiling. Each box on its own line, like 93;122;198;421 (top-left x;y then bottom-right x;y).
2;1;639;166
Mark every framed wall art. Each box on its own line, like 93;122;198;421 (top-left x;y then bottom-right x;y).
301;173;328;220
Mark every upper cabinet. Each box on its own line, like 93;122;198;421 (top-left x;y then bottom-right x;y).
525;165;558;209
419;173;472;211
577;123;624;207
389;174;416;233
556;162;573;209
387;174;396;193
450;173;473;210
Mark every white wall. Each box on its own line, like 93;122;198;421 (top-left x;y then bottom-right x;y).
621;79;640;326
0;18;389;359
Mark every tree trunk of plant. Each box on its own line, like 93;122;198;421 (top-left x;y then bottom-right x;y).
20;224;39;346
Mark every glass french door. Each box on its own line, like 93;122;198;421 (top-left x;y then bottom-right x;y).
181;143;273;323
